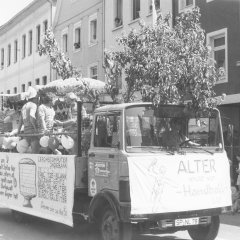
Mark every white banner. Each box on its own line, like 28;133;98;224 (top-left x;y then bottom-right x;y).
0;153;75;226
128;152;232;215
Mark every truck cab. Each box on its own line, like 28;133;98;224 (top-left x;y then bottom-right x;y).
86;102;232;240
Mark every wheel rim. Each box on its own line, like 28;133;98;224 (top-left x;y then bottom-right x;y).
102;213;120;240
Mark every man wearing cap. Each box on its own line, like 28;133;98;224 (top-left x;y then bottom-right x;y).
17;87;40;153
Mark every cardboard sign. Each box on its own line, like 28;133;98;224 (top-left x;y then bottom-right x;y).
0;153;75;226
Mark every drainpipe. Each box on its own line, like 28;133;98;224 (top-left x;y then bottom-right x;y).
102;0;106;101
172;0;176;27
102;0;105;80
49;0;53;82
47;0;53;82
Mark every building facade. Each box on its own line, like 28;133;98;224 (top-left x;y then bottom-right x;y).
104;0;172;90
0;0;55;94
52;0;173;84
52;0;104;81
104;0;172;50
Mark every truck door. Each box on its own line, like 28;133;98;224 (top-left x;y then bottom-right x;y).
88;111;121;197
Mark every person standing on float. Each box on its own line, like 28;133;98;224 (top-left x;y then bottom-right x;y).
17;87;40;154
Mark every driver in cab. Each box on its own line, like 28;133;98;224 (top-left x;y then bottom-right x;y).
163;118;199;150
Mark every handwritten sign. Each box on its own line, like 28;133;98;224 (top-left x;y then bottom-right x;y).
0;153;75;227
94;162;110;177
0;155;18;200
128;152;232;215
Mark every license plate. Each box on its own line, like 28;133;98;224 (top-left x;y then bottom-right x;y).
175;217;199;226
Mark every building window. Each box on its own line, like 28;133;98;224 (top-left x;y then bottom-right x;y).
35;78;40;85
43;20;48;33
1;48;4;69
36;25;41;50
132;0;140;20
7;90;10;94
89;13;97;46
61;28;68;53
21;84;25;92
114;0;123;28
179;0;195;12
7;44;11;66
89;64;98;79
74;22;81;50
22;34;26;59
62;34;68;53
14;87;17;94
28;81;31;86
28;30;33;55
207;28;228;83
14;40;18;63
42;76;47;85
149;0;160;13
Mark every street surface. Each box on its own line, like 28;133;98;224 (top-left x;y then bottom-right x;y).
0;207;239;240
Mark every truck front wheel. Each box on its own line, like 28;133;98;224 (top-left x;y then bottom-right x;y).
188;216;220;240
100;208;132;240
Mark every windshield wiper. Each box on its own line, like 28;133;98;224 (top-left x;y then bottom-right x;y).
127;145;216;155
127;146;165;153
183;146;215;155
127;146;164;149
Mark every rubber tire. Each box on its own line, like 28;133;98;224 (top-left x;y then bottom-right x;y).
188;216;220;240
100;208;132;240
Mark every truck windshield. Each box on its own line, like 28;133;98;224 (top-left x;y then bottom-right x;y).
125;105;223;153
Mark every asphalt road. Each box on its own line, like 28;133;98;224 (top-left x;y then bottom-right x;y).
0;208;239;240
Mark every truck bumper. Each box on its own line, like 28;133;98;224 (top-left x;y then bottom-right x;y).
119;204;232;224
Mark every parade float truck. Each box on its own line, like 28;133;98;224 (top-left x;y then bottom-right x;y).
0;100;232;240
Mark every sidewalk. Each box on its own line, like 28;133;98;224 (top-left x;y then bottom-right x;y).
220;213;240;227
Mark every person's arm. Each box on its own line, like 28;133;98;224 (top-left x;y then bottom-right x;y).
67;107;73;120
55;119;76;128
38;106;47;132
63;119;76;127
16;114;23;135
8;129;18;136
181;135;200;146
40;115;47;132
6;122;24;136
29;103;38;132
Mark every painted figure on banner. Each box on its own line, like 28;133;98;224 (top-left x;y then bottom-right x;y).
148;158;177;212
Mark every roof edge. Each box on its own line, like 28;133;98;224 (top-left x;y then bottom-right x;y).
0;0;47;33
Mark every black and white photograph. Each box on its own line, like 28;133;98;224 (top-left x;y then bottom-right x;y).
0;0;239;239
